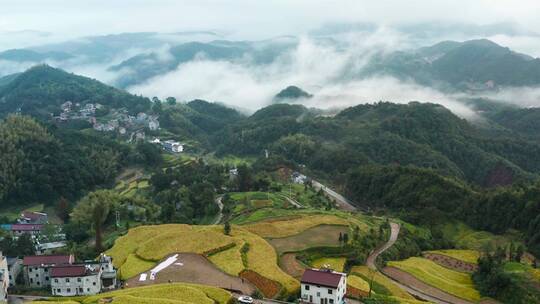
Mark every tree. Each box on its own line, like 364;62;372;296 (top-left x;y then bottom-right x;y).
55;197;70;222
71;190;119;252
224;221;231;235
166;97;177;106
338;232;343;245
514;245;524;262
343;233;349;244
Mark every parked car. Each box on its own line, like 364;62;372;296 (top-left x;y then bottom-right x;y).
238;295;254;304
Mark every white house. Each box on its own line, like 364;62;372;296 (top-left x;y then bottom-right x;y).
0;253;9;303
97;254;117;290
300;268;347;304
22;255;74;288
50;265;101;296
162;140;183;153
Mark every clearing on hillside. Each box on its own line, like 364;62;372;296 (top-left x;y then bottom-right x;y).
125;253;255;295
268;225;349;253
311;257;346;272
106;224;299;296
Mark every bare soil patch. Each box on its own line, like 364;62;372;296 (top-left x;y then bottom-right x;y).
423;253;478;273
382;266;474;304
125;253;255;295
280;253;306;279
240;270;281;298
268;225;349;254
346;285;369;299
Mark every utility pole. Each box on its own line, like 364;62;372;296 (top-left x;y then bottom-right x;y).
115;211;120;227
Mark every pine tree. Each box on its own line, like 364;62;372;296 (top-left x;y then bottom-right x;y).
224;221;231;235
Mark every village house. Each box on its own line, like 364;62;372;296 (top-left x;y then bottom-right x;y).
18;211;48;225
50;265;101;296
61;101;72;112
0;253;8;303
300;268;347;304
7;258;22;287
162;140;183;153
148;118;159;130
22;254;74;289
4;224;44;237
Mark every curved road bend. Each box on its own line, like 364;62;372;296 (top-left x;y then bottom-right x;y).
311;180;357;212
366;222;400;270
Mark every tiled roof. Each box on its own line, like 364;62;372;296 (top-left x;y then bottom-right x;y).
11;224;43;231
23;255;73;266
51;265;87;277
301;269;344;289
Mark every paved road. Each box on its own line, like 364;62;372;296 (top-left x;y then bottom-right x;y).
366;222;400;270
311;180;357;212
278;194;304;208
212;195;224;225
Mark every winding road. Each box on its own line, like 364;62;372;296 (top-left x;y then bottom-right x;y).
366;222;400;270
212;195;224;225
311;180;358;212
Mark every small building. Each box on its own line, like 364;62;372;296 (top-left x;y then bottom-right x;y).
291;172;307;184
19;211;48;225
97;254;117;291
0;253;8;303
162;140;183;153
61;101;72;112
7;258;22;287
50;265;101;296
10;224;44;236
35;241;67;256
148;119;160;131
22;255;74;289
300;268;347;304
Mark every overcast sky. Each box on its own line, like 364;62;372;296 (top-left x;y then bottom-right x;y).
1;0;540;40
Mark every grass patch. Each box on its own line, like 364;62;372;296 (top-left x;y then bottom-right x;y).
440;221;521;251
208;242;245;276
312;257;346;272
347;274;370;292
119;254;156;280
425;249;480;264
34;283;231;304
351;266;414;299
244;214;350;238
388;257;481;301
268;225;349;254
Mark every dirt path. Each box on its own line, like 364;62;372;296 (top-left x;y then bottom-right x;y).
382;267;474;304
212;195;224;225
126;253;255;295
366;222;400;269
280;253;306;278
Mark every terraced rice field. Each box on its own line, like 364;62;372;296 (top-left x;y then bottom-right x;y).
388;257;481;302
244;214;349;238
33;282;232;304
425;249;480;264
311;257;346;272
350;266;414;299
268;224;349;253
106;224;299;295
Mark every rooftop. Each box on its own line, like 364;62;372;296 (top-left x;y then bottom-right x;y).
11;224;44;231
51;265;92;278
23;254;73;266
300;268;345;289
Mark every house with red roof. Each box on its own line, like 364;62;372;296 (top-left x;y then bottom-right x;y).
18;211;48;225
300;268;347;304
10;224;44;236
22;254;74;289
50;264;102;296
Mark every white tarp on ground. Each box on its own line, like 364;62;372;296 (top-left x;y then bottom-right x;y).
150;254;179;280
139;273;147;281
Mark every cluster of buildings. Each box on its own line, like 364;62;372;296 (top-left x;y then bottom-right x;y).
0;210;119;301
55;101;160;138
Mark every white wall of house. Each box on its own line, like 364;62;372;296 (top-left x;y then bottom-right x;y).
300;276;347;304
0;255;9;303
7;259;22;287
51;274;101;296
24;265;53;288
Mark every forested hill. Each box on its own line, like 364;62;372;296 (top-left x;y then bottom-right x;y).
213;102;540;187
0;65;151;118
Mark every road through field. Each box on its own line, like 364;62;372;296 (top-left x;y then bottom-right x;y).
366;222;400;269
311;180;358;211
